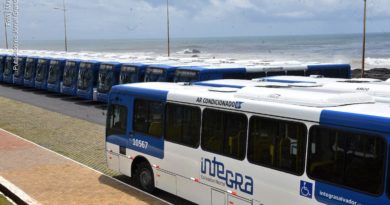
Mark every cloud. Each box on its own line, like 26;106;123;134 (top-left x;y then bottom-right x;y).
9;0;390;40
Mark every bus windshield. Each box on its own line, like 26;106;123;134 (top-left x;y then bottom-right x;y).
24;59;34;79
144;68;166;82
47;61;60;83
98;66;114;93
14;58;24;77
4;57;13;75
63;62;76;86
0;58;4;73
77;63;93;90
174;70;199;82
120;66;138;84
35;60;47;82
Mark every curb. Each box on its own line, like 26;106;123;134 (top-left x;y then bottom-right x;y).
0;176;41;205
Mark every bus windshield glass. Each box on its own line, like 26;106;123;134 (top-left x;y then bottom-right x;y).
144;67;166;82
174;70;199;82
47;61;60;83
4;57;13;75
0;57;4;73
120;66;138;84
63;61;76;86
24;59;34;79
77;63;93;90
14;58;24;77
98;65;114;93
35;60;47;82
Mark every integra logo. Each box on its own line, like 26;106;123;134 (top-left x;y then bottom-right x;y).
196;97;243;109
201;157;253;195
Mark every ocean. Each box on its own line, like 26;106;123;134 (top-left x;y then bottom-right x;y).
17;33;390;69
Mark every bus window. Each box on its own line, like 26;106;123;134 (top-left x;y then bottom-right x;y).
247;116;306;175
24;59;34;80
173;70;199;83
165;103;201;148
266;71;286;77
144;68;166;82
223;73;246;79
48;61;59;84
106;104;127;136
201;109;247;160
286;70;305;76
245;72;266;80
120;66;139;84
307;126;386;195
133;99;163;137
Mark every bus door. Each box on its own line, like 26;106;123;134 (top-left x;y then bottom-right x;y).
106;95;130;174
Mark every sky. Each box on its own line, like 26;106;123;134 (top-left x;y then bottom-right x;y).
3;0;390;40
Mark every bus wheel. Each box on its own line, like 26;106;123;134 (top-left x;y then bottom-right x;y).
136;162;155;193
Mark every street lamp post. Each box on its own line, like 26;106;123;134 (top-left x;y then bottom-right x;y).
166;0;170;57
361;0;367;78
54;0;68;52
2;3;9;49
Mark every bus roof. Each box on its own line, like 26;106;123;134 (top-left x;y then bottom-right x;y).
258;75;382;83
111;82;390;133
112;82;374;108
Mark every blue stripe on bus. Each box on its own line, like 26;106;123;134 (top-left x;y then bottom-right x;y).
320;110;390;134
307;64;351;70
111;85;169;102
314;181;387;205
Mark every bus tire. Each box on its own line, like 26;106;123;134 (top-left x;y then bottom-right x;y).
135;162;155;193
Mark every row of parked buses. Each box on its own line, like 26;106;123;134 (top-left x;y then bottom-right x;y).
105;77;390;205
0;50;353;103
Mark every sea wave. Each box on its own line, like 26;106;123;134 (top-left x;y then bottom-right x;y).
365;57;390;67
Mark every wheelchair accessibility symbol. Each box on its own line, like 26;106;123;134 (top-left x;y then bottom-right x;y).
300;181;313;198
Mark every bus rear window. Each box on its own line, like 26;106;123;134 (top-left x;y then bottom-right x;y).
201;109;247;160
133;99;163;138
307;126;386;195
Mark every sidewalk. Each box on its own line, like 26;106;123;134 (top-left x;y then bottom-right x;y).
0;129;167;205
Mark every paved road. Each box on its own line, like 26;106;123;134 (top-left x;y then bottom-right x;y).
0;82;106;125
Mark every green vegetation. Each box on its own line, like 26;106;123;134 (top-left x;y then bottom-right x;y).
0;97;116;176
0;194;13;205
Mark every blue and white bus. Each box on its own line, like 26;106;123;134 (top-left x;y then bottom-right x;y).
35;57;52;90
23;56;39;88
144;64;178;82
96;61;122;103
173;65;246;83
257;75;381;84
0;54;7;82
77;60;101;101
106;81;390;205
195;78;390;104
243;64;351;79
13;56;27;85
47;58;66;93
119;63;148;85
62;59;81;96
258;76;390;103
3;55;15;83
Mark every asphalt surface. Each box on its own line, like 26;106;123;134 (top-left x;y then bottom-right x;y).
0;82;107;125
